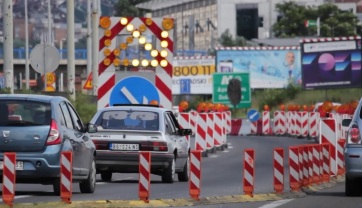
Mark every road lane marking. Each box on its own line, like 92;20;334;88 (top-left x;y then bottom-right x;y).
258;199;294;208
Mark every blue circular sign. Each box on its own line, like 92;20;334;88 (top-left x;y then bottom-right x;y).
109;76;159;106
247;109;260;122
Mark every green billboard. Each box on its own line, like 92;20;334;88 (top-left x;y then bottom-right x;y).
212;72;251;108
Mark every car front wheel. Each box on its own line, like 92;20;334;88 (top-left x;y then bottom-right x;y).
162;158;175;183
79;158;96;193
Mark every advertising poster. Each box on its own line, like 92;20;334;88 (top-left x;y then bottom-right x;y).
172;57;215;94
301;38;362;89
216;48;301;89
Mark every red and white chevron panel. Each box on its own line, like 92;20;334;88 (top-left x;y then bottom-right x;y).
178;112;190;142
195;113;207;154
189;110;198;135
189;150;202;200
97;17;173;110
273;148;284;194
292;112;297;136
60;151;72;203
307;145;313;185
225;111;231;134
288;146;300;191
139;151;151;202
295;112;301;136
262;111;270;135
319;118;337;176
337;140;346;176
321;143;331;183
298;112;309;137
286;112;292;135
274;111;286;135
250;121;257;135
214;112;223;148
298;146;303;187
302;146;309;187
308;112;319;138
311;144;321;184
206;113;215;151
243;149;255;197
221;112;227;146
2;152;16;206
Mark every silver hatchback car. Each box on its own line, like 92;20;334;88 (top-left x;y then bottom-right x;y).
342;97;362;196
0;94;97;195
89;104;192;183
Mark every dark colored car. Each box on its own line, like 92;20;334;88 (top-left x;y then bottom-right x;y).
342;97;362;196
89;104;192;183
0;94;97;195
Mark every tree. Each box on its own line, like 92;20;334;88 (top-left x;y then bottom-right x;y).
114;0;149;17
272;2;362;37
218;29;247;47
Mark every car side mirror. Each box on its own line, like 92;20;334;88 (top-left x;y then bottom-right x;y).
87;123;98;133
178;128;192;136
342;119;352;127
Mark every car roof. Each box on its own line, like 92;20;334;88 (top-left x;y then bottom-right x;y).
0;94;68;103
99;105;169;114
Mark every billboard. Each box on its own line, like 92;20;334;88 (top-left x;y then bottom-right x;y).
301;37;362;89
172;57;215;94
216;48;301;88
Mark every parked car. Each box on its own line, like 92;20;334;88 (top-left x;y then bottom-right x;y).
342;97;362;196
89;104;192;183
0;94;97;195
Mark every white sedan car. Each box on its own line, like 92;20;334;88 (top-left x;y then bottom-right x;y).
88;104;192;183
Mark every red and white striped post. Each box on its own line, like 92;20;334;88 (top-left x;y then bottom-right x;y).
195;113;208;157
308;145;314;185
178;112;190;142
243;149;255;197
308;112;319;138
311;144;321;184
206;113;215;153
2;152;16;206
321;143;331;183
60;151;72;204
262;111;270;135
289;146;300;192
214;112;224;150
139;151;151;203
320;118;337;176
302;146;309;187
190;150;202;200
273;148;284;194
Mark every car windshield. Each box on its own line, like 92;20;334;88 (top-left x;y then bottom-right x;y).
0;100;51;126
95;110;159;131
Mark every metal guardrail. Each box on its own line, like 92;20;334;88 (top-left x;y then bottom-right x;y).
0;49;209;60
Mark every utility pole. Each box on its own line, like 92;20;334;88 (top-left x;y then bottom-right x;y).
67;0;76;101
87;0;92;76
92;0;99;96
25;0;30;90
3;0;14;94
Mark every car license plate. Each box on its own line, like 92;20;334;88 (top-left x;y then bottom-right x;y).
110;143;139;151
0;161;24;170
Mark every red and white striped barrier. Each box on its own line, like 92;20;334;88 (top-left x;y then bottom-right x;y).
308;145;313;185
190;150;202;200
297;112;308;137
190;110;198;136
321;143;331;183
178;112;190;142
311;144;321;184
273;148;284;194
288;146;300;192
195;113;208;156
60;151;72;204
262;111;270;135
243;149;255;197
308;112;319;138
302;146;309;187
274;111;286;135
206;113;215;153
250;121;257;135
139;151;151;203
298;146;303;187
319;118;337;176
214;112;225;150
2;152;16;206
221;112;228;147
337;140;346;176
225;111;232;134
230;118;242;136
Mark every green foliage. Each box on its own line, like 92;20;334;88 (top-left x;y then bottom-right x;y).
218;29;248;47
273;2;361;37
114;0;149;17
69;94;97;124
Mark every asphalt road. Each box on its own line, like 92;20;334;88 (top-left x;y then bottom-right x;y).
0;135;356;208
